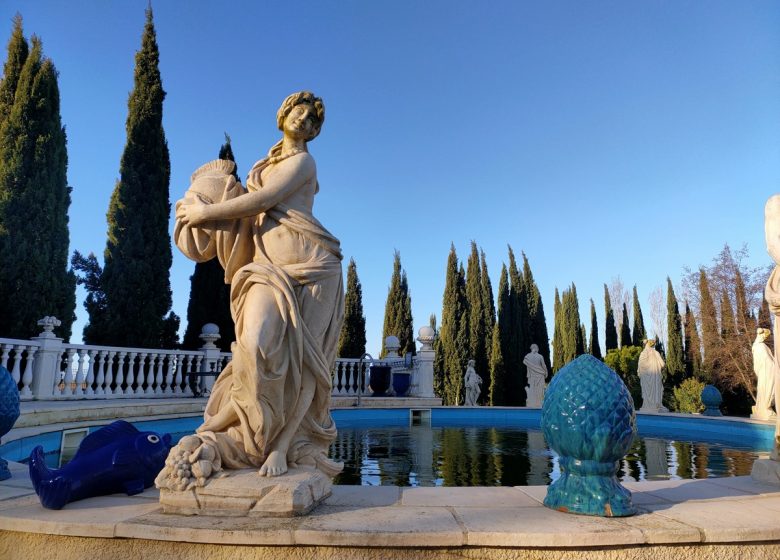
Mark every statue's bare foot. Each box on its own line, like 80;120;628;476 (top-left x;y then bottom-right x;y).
259;450;288;477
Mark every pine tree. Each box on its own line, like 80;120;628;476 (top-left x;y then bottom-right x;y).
604;284;618;352
683;302;703;380
665;278;684;388
631;285;646;346
495;264;511;397
698;269;719;378
522;252;550;372
588;299;602;360
466;242;488;390
552;288;563;372
0;20;75;339
619;303;632;348
181;135;236;351
439;245;469;405
337;258;366;358
79;9;176;347
488;322;505;405
381;250;414;356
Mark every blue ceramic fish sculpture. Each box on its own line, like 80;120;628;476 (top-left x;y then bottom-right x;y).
29;420;172;509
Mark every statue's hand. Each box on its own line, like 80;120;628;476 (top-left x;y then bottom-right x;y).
176;194;211;226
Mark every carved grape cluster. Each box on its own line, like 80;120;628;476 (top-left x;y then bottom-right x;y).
155;435;220;491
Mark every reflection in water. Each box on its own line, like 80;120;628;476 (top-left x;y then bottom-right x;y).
330;426;765;487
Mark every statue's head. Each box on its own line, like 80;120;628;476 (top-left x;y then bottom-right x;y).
530;344;539;353
645;339;656;347
468;359;475;367
277;91;325;142
757;327;771;340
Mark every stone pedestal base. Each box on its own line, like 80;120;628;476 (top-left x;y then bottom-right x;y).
751;459;780;485
159;467;332;517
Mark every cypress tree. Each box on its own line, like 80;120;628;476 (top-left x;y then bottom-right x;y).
619;303;632;348
480;249;496;365
560;284;582;365
381;250;414;357
440;245;469;405
495;264;511;398
665;278;684;387
698;269;719;378
683;302;703;380
507;247;527;405
488;322;505;405
552;288;563;372
604;284;618;352
720;289;735;338
0;23;75;339
337;258;366;358
522;252;550;372
758;296;771;329
181;135;236;351
588;299;602;360
466;242;488;388
81;9;177;347
631;285;646;346
734;269;754;335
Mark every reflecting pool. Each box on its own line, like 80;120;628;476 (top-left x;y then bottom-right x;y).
329;426;766;487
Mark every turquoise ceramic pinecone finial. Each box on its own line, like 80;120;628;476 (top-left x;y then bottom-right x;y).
541;354;637;517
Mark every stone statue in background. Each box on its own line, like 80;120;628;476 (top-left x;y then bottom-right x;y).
463;360;482;406
160;91;344;498
764;194;780;461
523;344;548;407
638;339;667;413
752;327;777;421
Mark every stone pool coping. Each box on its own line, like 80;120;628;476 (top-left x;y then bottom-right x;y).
2;460;780;550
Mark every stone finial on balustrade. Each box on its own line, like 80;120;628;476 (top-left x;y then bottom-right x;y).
416;326;435;352
36;317;61;339
384;336;401;358
199;323;221;350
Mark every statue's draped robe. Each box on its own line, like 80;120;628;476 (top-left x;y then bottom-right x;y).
753;338;776;419
638;346;665;411
766;266;780;457
174;175;344;475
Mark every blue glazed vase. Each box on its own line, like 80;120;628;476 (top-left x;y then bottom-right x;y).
0;365;21;481
701;384;723;416
392;371;411;397
368;365;391;397
541;355;637;517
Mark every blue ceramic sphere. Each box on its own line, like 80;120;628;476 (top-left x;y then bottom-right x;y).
541;354;637;517
701;384;723;416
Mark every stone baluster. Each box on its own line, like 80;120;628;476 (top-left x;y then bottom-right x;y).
64;347;78;397
124;352;137;396
10;346;23;391
103;351;117;396
0;344;11;370
173;354;184;394
29;317;63;400
146;353;158;395
198;324;221;396
84;350;97;397
164;354;175;395
346;362;355;396
73;349;88;397
153;353;165;396
19;346;35;400
115;351;127;396
134;352;148;395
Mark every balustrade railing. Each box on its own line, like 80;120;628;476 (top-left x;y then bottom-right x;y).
1;319;437;403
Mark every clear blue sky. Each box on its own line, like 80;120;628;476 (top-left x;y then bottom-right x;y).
3;1;779;356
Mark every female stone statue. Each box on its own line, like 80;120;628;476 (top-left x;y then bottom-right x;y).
464;359;482;406
166;92;343;484
753;328;777;421
523;344;548;407
638;339;667;413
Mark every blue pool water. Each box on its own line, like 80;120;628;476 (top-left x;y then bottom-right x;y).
2;408;773;486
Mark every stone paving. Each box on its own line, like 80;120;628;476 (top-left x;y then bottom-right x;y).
1;459;780;550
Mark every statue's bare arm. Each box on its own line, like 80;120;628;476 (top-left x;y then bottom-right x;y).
177;153;315;225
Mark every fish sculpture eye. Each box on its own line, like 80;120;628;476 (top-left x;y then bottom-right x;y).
147;435;160;444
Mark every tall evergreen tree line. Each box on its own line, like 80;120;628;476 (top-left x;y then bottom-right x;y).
0;16;76;339
435;243;546;406
381;250;414;357
338;258;367;358
73;9;178;348
181;135;236;351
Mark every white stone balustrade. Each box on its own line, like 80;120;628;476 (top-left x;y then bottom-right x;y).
1;321;438;402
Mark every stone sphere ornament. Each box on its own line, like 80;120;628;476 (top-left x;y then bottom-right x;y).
701;384;723;416
541;355;637;517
